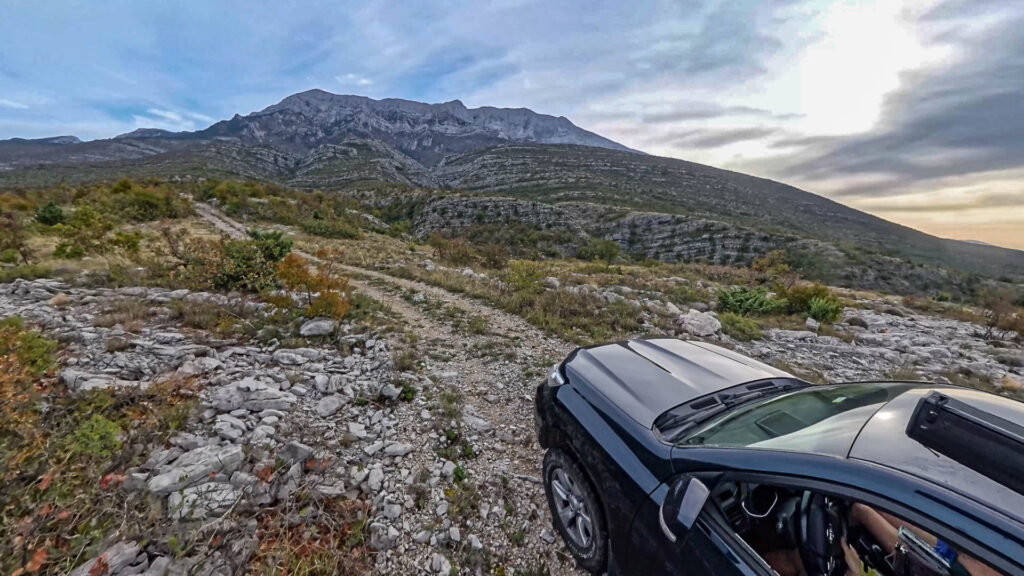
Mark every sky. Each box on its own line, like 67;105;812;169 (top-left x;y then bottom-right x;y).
1;0;1021;250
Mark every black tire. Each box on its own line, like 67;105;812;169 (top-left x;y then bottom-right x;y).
543;448;608;574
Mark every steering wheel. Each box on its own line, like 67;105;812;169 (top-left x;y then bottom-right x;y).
798;492;848;576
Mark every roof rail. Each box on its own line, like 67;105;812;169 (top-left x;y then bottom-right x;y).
906;392;1024;497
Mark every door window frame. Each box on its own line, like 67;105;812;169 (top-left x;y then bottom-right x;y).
691;470;1017;576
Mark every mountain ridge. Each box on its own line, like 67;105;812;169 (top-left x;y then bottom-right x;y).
0;89;1022;288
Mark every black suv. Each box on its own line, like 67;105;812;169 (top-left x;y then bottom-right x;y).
535;338;1024;576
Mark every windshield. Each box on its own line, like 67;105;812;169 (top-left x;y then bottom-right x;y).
681;383;918;456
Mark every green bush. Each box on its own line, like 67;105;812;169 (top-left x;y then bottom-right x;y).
35;201;65;225
784;283;834;314
0;316;57;377
110;230;143;254
300;217;363;240
214;240;280;292
716;286;788;316
68;414;123;458
579;238;620;266
720;312;763;341
808;296;842;323
0;264;51;284
52;206;114;258
102;178;191;222
504;260;545;294
247;229;293;262
0;249;20;264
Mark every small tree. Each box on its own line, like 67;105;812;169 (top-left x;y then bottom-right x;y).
752;250;797;288
0;212;35;265
590;239;620;268
479;243;509;270
34;201;65;226
246;229;293;262
277;249;351;319
982;287;1016;339
426;232;449;260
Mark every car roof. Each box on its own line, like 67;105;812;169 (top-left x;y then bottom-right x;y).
850;385;1024;524
563;338;793;427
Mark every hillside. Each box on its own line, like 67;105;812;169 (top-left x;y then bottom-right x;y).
0;178;1022;576
1;90;1022;291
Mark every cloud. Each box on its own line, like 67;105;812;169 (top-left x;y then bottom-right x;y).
0;0;1021;248
0;98;28;110
666;127;779;148
337;73;373;87
764;2;1024;194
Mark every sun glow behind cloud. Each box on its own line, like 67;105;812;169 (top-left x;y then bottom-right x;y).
787;1;949;135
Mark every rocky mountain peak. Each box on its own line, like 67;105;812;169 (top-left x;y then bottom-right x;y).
200;89;634;164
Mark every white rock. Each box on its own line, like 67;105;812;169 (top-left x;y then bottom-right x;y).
68;541;143;576
368;468;385;492
430;553;452;574
167;482;239;520
211;378;297;412
148;445;244;495
299;318;337;337
677;309;721;337
384;442;414;457
316;394;346;417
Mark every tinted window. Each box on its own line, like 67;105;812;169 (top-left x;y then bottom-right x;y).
682;383;915;455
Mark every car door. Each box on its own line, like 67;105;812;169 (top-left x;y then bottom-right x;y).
622;473;775;576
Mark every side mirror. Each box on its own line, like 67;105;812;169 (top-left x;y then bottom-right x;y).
660;476;711;543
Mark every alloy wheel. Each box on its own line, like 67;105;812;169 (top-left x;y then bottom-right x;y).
550;467;594;548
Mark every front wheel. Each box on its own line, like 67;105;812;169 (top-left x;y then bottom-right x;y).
543;448;608;574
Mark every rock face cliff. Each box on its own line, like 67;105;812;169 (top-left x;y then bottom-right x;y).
198;90;634;165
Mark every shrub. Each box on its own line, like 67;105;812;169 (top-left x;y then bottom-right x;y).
808;296;842;323
479;243;509;270
504;260;545;295
216;239;281;292
277;249;352;319
0;316;57;377
751;250;792;280
35;201;65;225
164;227;289;292
579;238;620;266
720;312;763;341
300;217;363;240
53;206;114;258
247;229;293;262
68;414;123;458
716;286;788;316
426;233;477;266
0;212;34;264
784;283;835;315
110;230;143;254
100;178;192;222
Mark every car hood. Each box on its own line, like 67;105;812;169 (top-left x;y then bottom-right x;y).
563;339;792;428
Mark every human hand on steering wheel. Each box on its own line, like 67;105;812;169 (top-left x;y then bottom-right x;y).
842;538;862;576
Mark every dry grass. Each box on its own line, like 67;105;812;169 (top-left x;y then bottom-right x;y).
93;297;154;332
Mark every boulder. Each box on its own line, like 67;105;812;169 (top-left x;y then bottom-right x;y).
299;318;337;337
677;309;721;337
272;347;321;365
210;378;297;412
316;394;346;417
769;329;818;341
69;541;144;576
168;482;240;520
147;444;244;494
